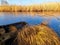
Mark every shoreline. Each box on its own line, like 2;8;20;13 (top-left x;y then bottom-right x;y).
0;12;60;16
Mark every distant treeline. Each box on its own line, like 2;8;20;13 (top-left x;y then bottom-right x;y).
0;3;60;12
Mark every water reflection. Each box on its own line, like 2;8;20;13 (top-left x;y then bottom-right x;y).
0;12;60;36
0;12;44;25
48;18;60;36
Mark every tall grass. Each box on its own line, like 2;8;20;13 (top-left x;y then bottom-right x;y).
0;3;60;12
15;24;60;45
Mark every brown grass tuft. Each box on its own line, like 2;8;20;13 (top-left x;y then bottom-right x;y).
15;24;60;45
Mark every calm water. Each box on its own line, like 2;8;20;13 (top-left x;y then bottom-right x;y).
0;13;60;36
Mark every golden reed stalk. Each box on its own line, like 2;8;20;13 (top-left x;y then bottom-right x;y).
12;24;60;45
0;3;60;12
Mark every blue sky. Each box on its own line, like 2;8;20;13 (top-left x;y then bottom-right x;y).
0;0;60;5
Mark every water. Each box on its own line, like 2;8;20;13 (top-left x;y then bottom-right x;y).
0;12;60;36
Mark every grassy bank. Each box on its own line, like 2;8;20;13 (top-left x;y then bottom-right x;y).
14;24;60;45
0;22;60;45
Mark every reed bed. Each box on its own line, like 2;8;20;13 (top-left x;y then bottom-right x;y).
13;24;60;45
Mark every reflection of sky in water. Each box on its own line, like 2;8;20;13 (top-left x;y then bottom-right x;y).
48;18;60;36
0;13;43;25
0;13;60;36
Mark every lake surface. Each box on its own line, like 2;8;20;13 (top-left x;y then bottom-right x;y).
0;12;60;37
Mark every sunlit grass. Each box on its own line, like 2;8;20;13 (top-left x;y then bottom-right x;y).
16;24;60;45
0;2;60;13
0;2;60;16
